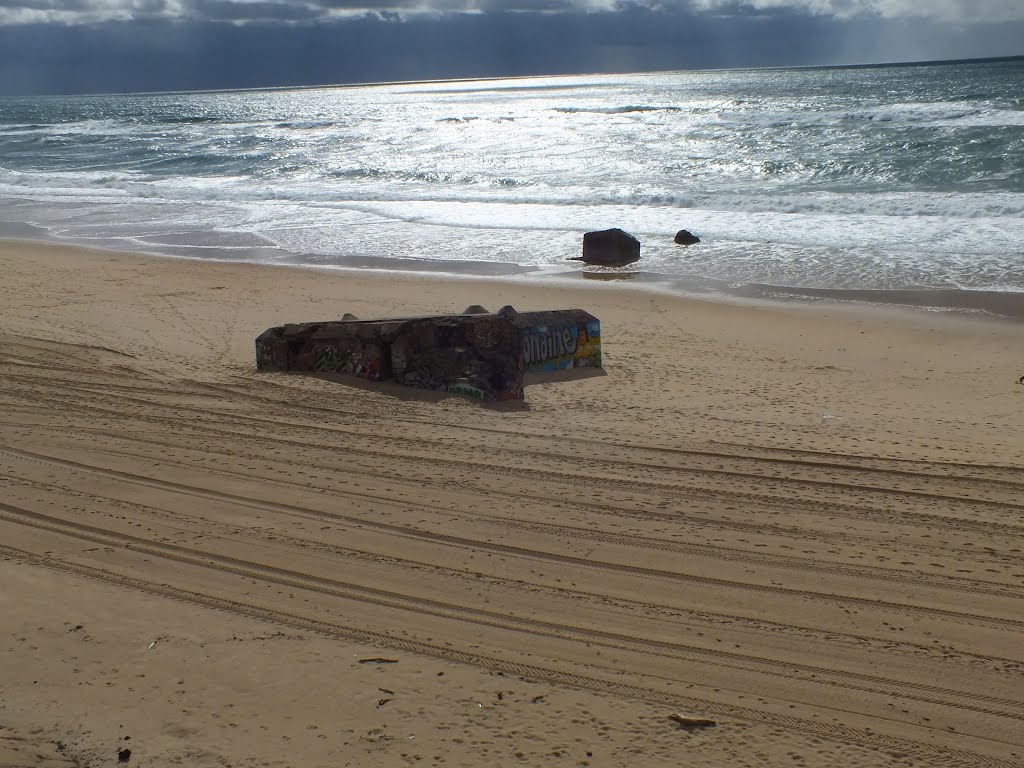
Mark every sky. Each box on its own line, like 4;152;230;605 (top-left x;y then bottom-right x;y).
1;1;1023;95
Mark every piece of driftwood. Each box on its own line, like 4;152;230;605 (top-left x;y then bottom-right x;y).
668;714;717;729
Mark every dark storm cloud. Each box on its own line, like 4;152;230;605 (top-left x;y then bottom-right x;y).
0;0;617;25
0;1;1021;94
2;1;1023;26
184;0;323;22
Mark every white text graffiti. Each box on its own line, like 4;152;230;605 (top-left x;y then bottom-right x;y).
522;325;579;365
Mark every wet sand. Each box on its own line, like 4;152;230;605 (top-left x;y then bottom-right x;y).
2;239;1023;768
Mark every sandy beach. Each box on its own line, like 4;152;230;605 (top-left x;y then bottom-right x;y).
2;238;1023;768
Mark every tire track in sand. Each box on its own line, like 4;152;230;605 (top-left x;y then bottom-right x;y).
0;543;1017;768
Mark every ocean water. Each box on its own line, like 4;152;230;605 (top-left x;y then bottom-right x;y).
1;58;1023;313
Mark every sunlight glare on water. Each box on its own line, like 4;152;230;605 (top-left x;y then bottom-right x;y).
1;60;1022;296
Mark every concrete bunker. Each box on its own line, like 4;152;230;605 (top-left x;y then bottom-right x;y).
255;306;601;401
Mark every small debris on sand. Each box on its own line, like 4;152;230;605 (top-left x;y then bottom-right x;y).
668;714;717;729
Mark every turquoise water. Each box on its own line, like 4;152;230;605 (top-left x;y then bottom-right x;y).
1;58;1022;303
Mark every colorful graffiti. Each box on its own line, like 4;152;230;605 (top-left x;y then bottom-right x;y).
313;344;347;372
290;342;384;380
521;320;601;373
255;308;599;401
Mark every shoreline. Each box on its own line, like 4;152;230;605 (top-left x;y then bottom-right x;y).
2;237;1024;768
5;226;1024;324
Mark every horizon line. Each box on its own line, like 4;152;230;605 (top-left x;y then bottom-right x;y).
14;53;1024;100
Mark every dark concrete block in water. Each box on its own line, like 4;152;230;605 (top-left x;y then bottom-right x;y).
255;307;602;401
570;228;641;267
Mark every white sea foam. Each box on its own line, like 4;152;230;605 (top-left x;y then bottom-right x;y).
1;61;1022;296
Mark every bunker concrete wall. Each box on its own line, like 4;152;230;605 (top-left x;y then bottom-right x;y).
256;308;601;401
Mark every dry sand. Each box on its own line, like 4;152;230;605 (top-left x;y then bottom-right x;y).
1;239;1023;768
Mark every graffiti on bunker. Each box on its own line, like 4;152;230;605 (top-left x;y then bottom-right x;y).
521;320;601;372
320;344;382;380
287;342;384;380
256;308;600;401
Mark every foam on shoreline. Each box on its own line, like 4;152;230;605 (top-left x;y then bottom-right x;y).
4;221;1022;324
